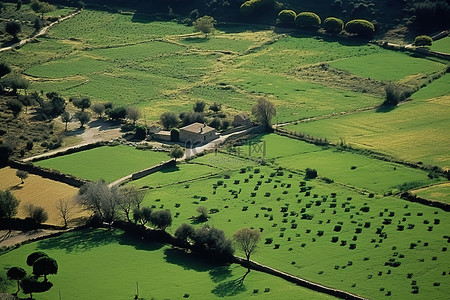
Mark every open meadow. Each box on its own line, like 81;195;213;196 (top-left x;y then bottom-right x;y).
34;145;170;183
412;183;450;204
0;228;334;299
135;158;450;299
0;167;83;226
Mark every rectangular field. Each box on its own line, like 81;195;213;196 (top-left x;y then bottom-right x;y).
412;183;450;204
34;145;170;182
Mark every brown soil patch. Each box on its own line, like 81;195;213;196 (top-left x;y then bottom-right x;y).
0;167;88;226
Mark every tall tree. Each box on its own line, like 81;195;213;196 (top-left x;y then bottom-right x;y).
233;227;261;270
7;267;26;296
56;198;75;227
0;190;20;219
251;97;276;130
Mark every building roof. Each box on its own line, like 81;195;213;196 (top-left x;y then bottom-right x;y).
180;122;216;134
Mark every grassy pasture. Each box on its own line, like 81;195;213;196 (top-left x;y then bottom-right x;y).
0;228;333;299
0;167;82;226
235;134;439;194
140;162;450;299
430;37;450;54
412;183;450;204
284;75;450;169
34;145;170;182
329;52;446;82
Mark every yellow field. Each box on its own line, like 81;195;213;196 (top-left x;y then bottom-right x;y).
412;182;450;204
0;167;87;226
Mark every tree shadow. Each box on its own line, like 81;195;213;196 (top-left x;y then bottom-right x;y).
64;127;86;136
9;184;23;191
182;37;210;43
208;265;233;283
211;270;249;297
216;23;272;34
117;231;164;251
159;166;180;174
163;248;224;272
87;119;121;131
37;228;119;253
376;105;397;113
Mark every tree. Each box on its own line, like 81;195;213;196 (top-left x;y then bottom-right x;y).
5;21;21;40
277;10;296;25
36;92;66;119
61;111;71;131
7;267;26;296
345;19;375;37
135;125;147;140
169;145;184;160
133;206;152;225
0;62;11;79
149;210;172;231
305;168;318;179
251;97;276;130
323;17;344;33
0;143;14;165
181;112;206;126
191;225;234;258
209;102;221;113
30;0;55;19
295;12;321;29
174;223;195;242
2;73;29;94
6;98;23;117
414;35;433;47
74;111;90;128
19;95;36;114
27;252;48;266
77;180;118;223
193;16;216;36
107;106;127;121
0;190;20;219
160;111;179;130
16;169;28;184
17;0;22;10
126;106;140;125
20;275;53;299
193;100;206;113
115;186;144;222
208;117;221;129
25;204;48;224
233;228;260;269
72;97;91;111
33;256;58;281
56;198;75;227
196;206;209;222
91;103;105;118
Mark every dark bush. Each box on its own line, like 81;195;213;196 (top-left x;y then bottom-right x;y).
305;168;318;179
414;35;432;47
134;125;147;140
240;0;274;16
6;98;23;117
295;12;321;28
323;17;344;33
107;106;127;120
345;19;375;37
278;10;296;25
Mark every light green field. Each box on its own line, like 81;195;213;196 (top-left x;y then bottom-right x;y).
34;145;170;182
430;37;450;54
138;163;450;299
236;134;440;193
131;163;220;188
284;75;450;169
0;229;333;299
412;183;450;204
329;52;446;81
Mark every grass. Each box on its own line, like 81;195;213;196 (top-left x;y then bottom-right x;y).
284;75;450;169
235;134;441;194
139;162;450;299
34;145;170;182
430;37;450;54
0;228;335;299
412;183;450;204
0;167;83;226
329;52;447;82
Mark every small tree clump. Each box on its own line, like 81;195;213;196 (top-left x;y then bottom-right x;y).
160;111;180;130
74;111;90;128
209;102;221;113
106;106;127;121
6;99;23;117
193;100;206;113
169;145;184;160
149;210;172;231
193;16;216;36
72;97;91;111
305;168;318;179
414;35;432;46
126;106;141;124
25;204;48;224
134;125;147;140
0;62;12;78
174;223;195;242
295;12;321;29
91;103;105;118
345;19;375;37
16;169;28;184
323;17;344;33
277;10;296;25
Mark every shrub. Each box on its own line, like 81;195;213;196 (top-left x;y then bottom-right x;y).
305;168;318;179
345;19;375;37
160;111;179;130
6;99;23;117
278;10;296;25
414;35;432;47
25;204;48;224
295;12;321;28
323;17;344;33
107;106;126;121
149;210;172;230
134;125;147;140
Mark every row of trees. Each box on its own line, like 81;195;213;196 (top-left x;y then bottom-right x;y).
277;10;375;37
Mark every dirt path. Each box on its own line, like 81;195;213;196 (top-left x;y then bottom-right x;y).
0;229;68;248
23;119;122;162
0;9;81;53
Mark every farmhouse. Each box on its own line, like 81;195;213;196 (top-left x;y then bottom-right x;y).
232;113;251;127
179;122;218;145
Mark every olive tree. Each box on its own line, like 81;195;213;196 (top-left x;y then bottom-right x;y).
149;210;172;231
126;106;140;125
77;180;118;223
115;185;144;222
193;15;216;36
251;97;276;130
233;227;261;269
414;35;432;46
169;145;184;160
91;102;105;118
160;111;179;130
5;21;21;40
72;97;91;111
61;111;71;131
74;111;90;128
16;169;28;184
25;204;48;224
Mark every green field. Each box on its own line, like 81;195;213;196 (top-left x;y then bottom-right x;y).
329;52;446;82
284;75;450;169
430;37;450;54
34;145;170;182
233;134;440;194
412;183;450;204
0;229;333;299
137;162;450;299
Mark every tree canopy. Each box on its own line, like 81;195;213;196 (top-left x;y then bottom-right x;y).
233;227;261;265
193;15;216;36
251;97;276;130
